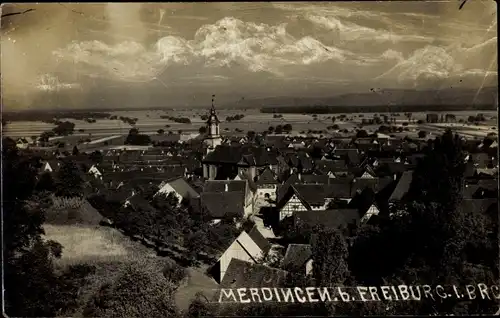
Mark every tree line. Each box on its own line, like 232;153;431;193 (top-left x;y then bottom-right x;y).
260;104;496;114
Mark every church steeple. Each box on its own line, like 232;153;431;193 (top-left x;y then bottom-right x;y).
207;94;220;127
203;94;222;155
206;94;220;136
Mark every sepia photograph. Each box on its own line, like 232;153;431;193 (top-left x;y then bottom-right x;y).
1;1;498;317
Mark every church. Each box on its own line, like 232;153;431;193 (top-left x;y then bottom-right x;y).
201;97;279;181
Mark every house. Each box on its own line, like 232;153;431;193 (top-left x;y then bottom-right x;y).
219;258;288;288
300;174;329;184
88;164;103;180
202;145;278;181
282;244;313;276
388;170;414;208
200;191;245;222
210;230;266;284
276;183;353;221
16;137;32;149
41;160;61;173
203;180;253;216
155;177;200;205
293;209;360;234
243;224;272;255
464;180;498;199
348;187;381;224
254;167;279;200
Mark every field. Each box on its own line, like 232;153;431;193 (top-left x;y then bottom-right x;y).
4;109;497;141
43;223;217;313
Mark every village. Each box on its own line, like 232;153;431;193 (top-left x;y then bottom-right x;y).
6;99;498;312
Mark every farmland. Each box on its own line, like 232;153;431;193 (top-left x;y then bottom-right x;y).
4;109;497;141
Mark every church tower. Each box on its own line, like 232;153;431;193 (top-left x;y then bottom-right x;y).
204;94;222;154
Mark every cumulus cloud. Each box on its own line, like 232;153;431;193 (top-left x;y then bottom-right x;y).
305;14;432;43
54;17;356;81
375;36;497;86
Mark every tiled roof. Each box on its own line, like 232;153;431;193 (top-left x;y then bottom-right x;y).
294;209;360;230
389;171;413;202
246;225;271;255
203;180;247;193
300;174;329;184
203;145;278;166
220;258;288;288
162;178;200;199
255;167;278;185
348;187;377;216
282;244;312;271
201;191;245;219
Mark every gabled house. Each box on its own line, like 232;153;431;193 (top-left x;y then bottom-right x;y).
88;164;103;180
210;230;266;284
276;183;353;221
218;258;288;289
155;177;200;205
360;165;377;179
254;167;279;200
388;170;414;209
16;137;32;149
282;244;313;276
293;209;360;235
203;180;253;216
41;160;61;173
348;187;381;224
201;191;245;222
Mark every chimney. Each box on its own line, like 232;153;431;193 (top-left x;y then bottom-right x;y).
225;183;229;192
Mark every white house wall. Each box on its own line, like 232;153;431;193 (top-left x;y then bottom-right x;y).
218;232;263;282
361;204;380;224
280;194;307;221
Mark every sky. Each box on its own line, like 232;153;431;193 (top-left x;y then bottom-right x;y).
1;1;497;110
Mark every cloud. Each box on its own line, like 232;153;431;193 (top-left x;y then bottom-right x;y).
35;74;81;92
375;36;498;86
305;14;432;43
53;17;356;81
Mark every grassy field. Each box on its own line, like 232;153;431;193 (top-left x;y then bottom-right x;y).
4;109;497;139
43;222;217;314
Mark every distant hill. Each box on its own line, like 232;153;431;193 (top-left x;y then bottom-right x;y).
233;87;498;109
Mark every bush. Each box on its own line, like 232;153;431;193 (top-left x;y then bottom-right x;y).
162;262;188;286
418;131;427;138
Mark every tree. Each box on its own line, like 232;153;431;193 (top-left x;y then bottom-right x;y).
349;129;498;315
311;227;350;286
198;126;207;134
72;145;79;155
268;126;274;133
89;150;103;164
125;128;151;146
275;125;283;134
56;161;84;197
418;130;427;138
36;172;56;192
157;129;165;135
331;116;336;123
356;130;368;138
83;261;179;318
247;130;256;140
283;124;292;133
52;121;75;136
187;292;214;318
3;139;90;317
